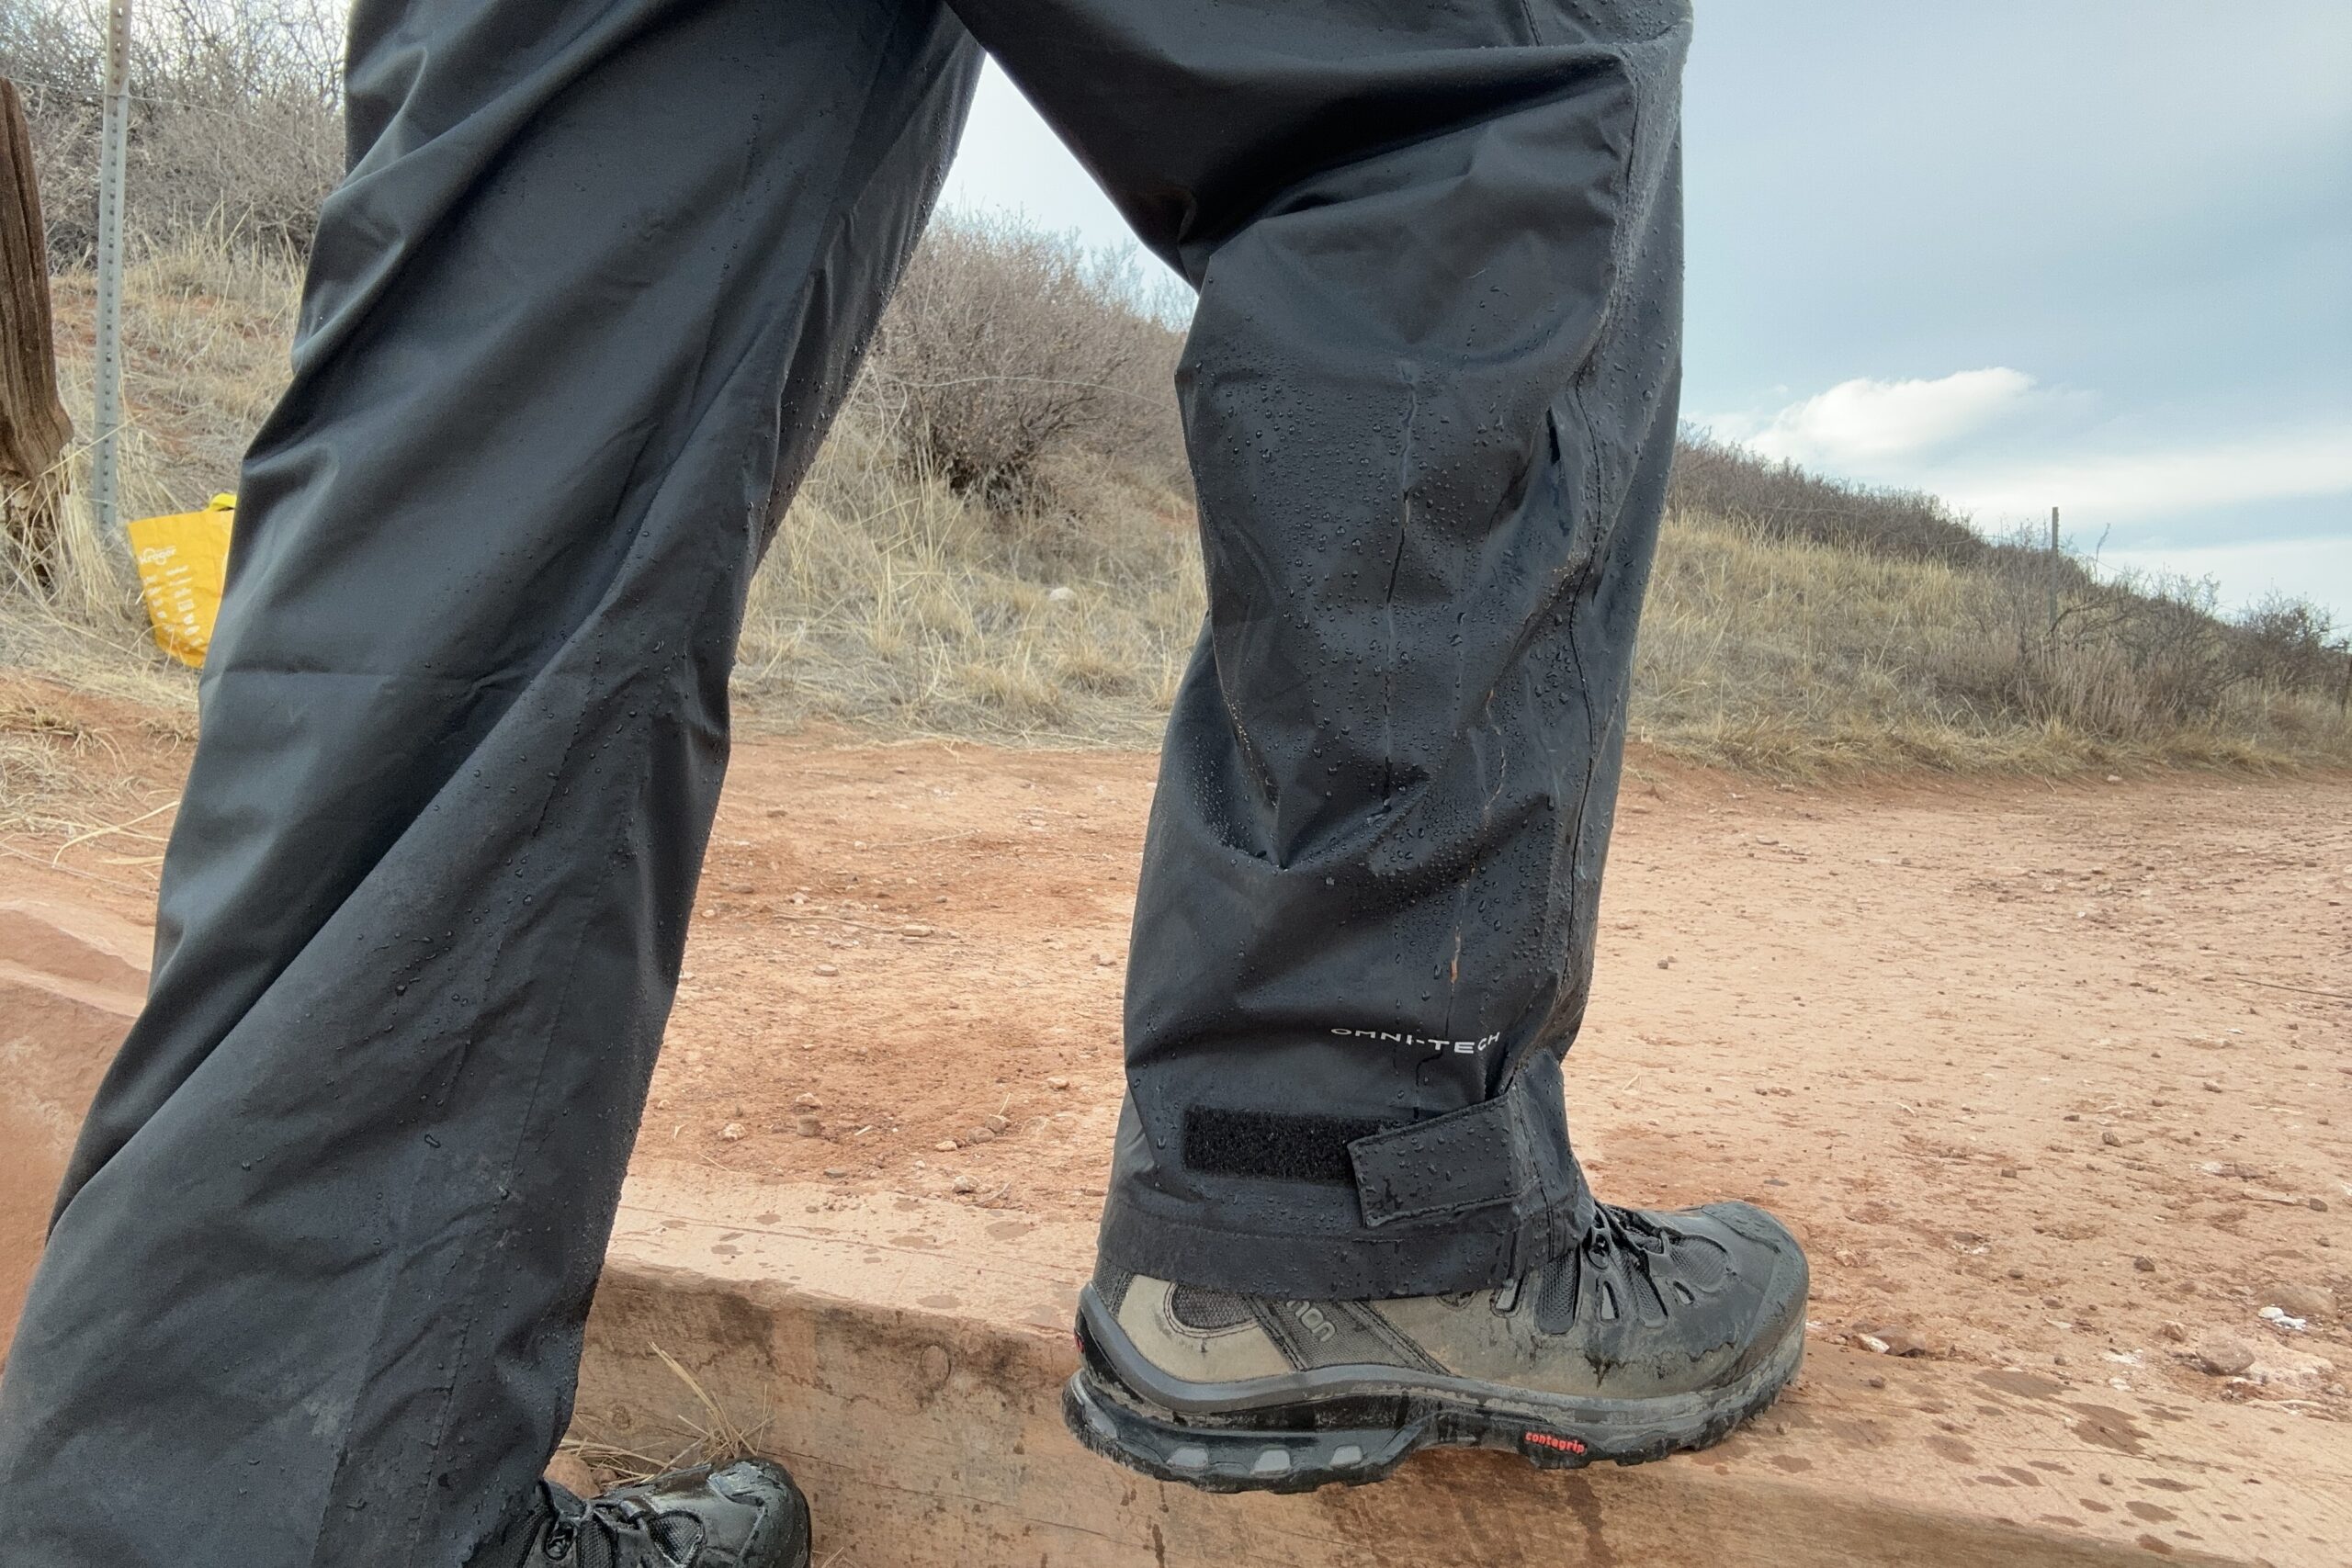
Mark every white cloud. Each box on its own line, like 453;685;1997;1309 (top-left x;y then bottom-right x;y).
1731;367;2040;468
1708;368;2352;617
1939;426;2352;526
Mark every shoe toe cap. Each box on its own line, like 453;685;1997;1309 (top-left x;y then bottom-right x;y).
1692;1201;1810;1360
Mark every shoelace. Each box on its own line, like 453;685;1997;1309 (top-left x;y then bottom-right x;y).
1468;1207;1681;1318
1589;1203;1674;1264
1580;1204;1682;1321
537;1495;702;1567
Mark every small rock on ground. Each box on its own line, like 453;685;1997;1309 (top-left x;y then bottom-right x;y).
2194;1333;2256;1377
545;1451;600;1497
1854;1325;1929;1357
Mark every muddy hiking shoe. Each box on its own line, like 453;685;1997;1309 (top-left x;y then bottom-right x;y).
473;1461;810;1568
1066;1200;1807;1493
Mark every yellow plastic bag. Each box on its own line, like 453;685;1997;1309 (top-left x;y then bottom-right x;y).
128;493;235;668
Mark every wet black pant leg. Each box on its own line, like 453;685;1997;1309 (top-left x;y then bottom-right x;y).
0;3;978;1564
956;0;1691;1297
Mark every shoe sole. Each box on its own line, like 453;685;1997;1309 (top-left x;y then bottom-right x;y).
1062;1302;1805;1495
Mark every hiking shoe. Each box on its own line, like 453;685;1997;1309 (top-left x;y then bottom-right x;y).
1064;1200;1806;1493
478;1460;810;1567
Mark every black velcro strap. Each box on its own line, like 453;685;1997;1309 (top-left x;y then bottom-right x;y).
1348;1082;1537;1227
1183;1107;1397;1185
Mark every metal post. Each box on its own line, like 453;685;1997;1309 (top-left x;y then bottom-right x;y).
91;0;132;538
2045;504;2061;644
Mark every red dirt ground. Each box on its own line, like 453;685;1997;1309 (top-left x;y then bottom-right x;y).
4;673;2347;1425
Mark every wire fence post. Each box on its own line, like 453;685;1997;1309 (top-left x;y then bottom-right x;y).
2044;503;2061;648
91;0;132;543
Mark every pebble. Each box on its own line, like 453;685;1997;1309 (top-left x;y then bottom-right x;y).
795;1092;822;1110
970;1127;995;1143
719;1122;744;1142
2257;1304;2310;1333
951;1175;979;1193
1093;952;1116;967
983;1113;1011;1134
2194;1333;2256;1376
814;964;839;976
2200;1080;2223;1093
823;1167;847;1179
2101;1131;2121;1146
2158;1321;2187;1342
794;1115;822;1137
934;1139;959;1153
544;1451;599;1497
1046;585;1077;603
1854;1325;1928;1357
1657;956;1673;970
2132;1256;2155;1272
901;923;934;937
1046;1076;1071;1090
2268;1284;2336;1321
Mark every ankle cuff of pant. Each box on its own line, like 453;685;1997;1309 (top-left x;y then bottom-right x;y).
1347;1077;1550;1227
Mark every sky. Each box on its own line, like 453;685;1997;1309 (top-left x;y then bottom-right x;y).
939;1;2352;622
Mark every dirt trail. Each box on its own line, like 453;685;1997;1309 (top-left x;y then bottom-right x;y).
4;674;2347;1426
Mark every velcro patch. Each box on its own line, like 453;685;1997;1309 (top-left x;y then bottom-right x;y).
1182;1107;1397;1184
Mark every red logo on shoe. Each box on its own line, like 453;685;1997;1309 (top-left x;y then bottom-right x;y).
1523;1431;1588;1455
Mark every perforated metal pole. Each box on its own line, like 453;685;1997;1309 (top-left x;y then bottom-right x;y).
91;0;131;538
2045;504;2061;643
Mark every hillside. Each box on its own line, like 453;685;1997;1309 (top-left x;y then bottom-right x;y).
6;228;2346;781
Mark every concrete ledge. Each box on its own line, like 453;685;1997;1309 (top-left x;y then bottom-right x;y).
582;1169;2348;1567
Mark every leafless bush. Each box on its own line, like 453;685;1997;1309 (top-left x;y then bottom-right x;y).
2;0;342;260
1939;565;2274;737
1668;425;1996;567
861;213;1188;517
2230;592;2344;695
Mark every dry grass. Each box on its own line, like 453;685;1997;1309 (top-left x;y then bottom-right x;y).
3;231;2346;788
552;1342;771;1493
740;416;1201;745
1635;513;2352;777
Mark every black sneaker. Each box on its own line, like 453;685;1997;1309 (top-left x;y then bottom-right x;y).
1065;1200;1806;1493
476;1460;810;1567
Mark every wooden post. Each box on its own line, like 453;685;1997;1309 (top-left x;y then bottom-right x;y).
0;76;74;585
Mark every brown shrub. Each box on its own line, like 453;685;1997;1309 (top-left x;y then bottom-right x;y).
862;212;1188;513
2;0;342;261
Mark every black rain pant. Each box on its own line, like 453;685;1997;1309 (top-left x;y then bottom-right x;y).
0;1;1689;1562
